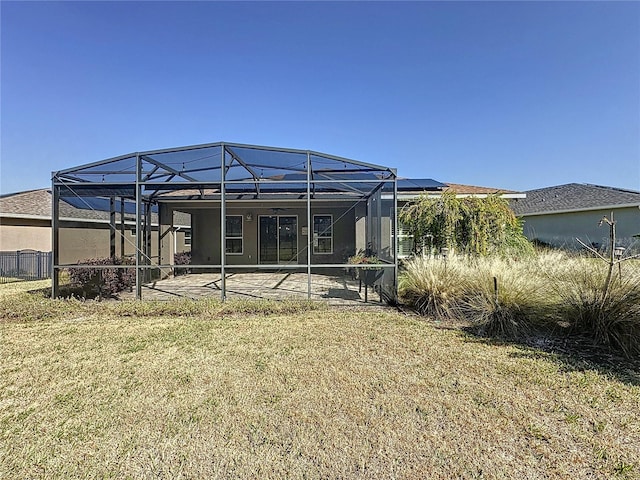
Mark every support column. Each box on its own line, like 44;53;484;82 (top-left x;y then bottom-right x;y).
135;154;142;299
145;201;152;282
220;143;226;301
109;197;116;259
306;151;312;299
159;203;174;279
51;179;60;298
120;198;125;257
392;171;398;302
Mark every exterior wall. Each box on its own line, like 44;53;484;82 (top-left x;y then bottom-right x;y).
188;205;357;266
0;216;191;265
521;206;640;250
0;218;51;251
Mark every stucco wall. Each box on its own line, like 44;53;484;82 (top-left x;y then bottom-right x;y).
0;216;191;265
0;218;51;251
521;206;640;250
188;205;357;266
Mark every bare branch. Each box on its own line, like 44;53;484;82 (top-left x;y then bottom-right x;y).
620;253;640;262
575;238;607;261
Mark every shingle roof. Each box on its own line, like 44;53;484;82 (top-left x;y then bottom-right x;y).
0;188;189;225
511;183;640;215
444;183;518;195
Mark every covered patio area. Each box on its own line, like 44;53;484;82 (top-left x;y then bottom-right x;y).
51;142;410;303
120;271;385;305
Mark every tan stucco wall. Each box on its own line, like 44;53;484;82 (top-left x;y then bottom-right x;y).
0;216;190;266
187;205;357;266
521;206;640;250
0;218;51;251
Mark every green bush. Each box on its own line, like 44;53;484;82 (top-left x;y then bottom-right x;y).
67;257;135;298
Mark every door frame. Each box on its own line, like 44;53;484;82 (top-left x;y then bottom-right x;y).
258;214;299;264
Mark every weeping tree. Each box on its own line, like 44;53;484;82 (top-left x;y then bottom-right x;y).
399;191;532;256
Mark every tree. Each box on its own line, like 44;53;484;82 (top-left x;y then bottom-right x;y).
399;191;532;256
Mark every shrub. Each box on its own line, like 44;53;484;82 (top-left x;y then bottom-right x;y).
398;256;465;319
399;252;640;357
457;258;553;339
554;264;640;358
174;251;192;276
67;257;135;299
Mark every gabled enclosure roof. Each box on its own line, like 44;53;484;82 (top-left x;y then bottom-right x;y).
54;142;399;200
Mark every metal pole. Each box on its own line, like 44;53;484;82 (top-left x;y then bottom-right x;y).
145;201;152;282
220;143;226;301
51;178;60;298
109;197;116;259
306;151;312;299
135;154;142;299
120;198;125;257
393;169;398;303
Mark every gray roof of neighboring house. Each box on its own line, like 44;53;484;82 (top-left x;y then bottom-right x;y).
0;189;189;225
511;183;640;216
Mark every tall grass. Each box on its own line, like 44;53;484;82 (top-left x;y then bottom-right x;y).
398;256;465;319
457;257;553;338
554;264;640;358
399;253;640;357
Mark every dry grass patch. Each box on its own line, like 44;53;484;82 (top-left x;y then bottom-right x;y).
1;299;638;479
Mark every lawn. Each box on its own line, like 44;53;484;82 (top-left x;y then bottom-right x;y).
1;281;638;479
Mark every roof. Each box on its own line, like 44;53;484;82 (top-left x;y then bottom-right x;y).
444;183;518;195
0;189;189;226
53;141;398;200
511;183;640;216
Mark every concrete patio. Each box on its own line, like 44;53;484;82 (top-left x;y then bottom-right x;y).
123;271;386;306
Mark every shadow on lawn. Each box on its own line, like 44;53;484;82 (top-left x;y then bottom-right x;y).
459;328;640;387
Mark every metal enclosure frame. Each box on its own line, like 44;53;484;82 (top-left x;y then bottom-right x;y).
51;142;398;301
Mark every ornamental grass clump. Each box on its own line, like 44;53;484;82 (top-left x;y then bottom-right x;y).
554;262;640;359
458;257;553;339
398;256;466;319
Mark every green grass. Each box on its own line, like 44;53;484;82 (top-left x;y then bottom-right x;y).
1;282;639;479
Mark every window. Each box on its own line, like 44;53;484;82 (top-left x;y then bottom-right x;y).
313;215;333;254
391;213;415;258
184;230;191;246
396;222;415;258
225;215;243;254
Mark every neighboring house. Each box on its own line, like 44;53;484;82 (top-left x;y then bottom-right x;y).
511;183;640;250
0;189;191;264
441;183;525;198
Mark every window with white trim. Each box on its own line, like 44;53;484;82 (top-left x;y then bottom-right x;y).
225;215;243;254
397;222;415;258
184;230;192;246
313;215;333;254
391;212;415;258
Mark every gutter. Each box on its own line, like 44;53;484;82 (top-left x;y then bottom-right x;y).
516;203;640;217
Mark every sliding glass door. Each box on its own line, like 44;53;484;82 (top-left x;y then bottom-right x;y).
259;216;298;264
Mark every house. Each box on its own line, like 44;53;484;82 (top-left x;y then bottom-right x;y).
0;188;191;264
50;142;449;300
511;183;640;250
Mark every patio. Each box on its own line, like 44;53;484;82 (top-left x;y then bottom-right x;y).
121;271;385;306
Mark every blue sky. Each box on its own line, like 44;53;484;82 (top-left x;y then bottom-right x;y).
1;1;639;194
